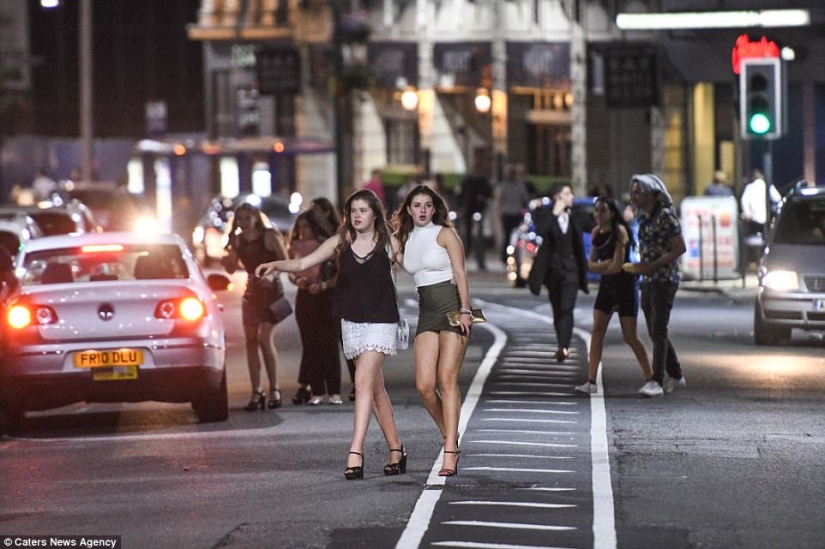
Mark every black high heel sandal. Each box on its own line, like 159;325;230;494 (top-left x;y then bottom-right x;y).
268;389;282;409
244;391;266;411
438;450;460;477
344;451;364;480
292;386;310;405
383;446;407;476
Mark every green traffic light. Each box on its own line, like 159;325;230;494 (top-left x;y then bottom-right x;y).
749;113;771;135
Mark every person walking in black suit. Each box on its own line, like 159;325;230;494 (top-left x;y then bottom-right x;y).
528;183;589;361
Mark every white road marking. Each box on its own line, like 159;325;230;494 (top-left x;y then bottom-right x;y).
481;408;579;415
449;501;576;509
482;418;576;424
463;466;574;474
432;541;574;549
470;454;574;460
441;521;576;532
483;400;577;406
395;489;442;549
468;440;576;449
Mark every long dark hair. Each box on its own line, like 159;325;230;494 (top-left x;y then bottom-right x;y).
310;196;341;239
339;189;392;252
393;184;454;253
288;210;322;247
595;196;636;250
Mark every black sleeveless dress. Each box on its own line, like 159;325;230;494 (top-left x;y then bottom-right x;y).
236;229;286;326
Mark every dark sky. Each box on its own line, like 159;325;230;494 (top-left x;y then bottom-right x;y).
28;0;204;137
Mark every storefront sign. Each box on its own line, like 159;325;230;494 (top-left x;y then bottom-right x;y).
367;42;418;89
506;42;570;89
433;42;491;88
601;45;659;109
256;47;301;95
730;34;779;75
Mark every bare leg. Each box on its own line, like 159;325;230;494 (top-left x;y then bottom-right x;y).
436;331;468;472
415;331;468;472
257;322;279;393
587;309;611;383
243;324;262;392
619;316;653;380
348;350;401;469
414;332;445;435
371;367;403;463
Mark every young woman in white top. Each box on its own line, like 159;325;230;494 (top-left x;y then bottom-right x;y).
393;184;473;477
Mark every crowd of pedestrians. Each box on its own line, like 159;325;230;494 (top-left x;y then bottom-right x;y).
218;166;702;479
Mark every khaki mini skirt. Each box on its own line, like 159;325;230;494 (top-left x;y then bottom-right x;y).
416;279;464;336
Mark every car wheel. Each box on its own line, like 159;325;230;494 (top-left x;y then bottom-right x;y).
193;369;229;423
753;299;791;345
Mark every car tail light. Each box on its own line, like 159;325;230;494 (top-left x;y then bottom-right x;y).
155;297;206;320
7;304;58;329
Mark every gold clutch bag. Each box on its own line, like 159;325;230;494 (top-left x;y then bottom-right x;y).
446;308;487;327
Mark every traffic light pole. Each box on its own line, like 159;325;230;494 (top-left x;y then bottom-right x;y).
764;141;773;234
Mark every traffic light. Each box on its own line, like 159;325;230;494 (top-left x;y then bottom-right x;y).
739;58;784;140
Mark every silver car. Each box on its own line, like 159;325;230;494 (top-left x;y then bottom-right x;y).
754;185;825;345
0;232;232;429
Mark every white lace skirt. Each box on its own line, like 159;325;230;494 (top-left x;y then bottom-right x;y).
341;320;397;360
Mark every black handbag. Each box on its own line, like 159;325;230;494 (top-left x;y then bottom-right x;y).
269;295;293;324
261;275;293;324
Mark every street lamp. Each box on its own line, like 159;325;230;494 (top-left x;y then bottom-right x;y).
474;88;491;114
400;88;419;111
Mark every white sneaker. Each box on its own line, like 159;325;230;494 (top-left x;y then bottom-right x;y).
575;381;597;394
638;380;664;397
664;376;686;394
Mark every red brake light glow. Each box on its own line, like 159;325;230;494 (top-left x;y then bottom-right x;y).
7;305;32;329
81;244;124;253
155;297;205;320
7;304;58;329
180;298;205;320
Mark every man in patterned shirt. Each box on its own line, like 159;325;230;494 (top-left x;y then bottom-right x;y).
623;174;687;397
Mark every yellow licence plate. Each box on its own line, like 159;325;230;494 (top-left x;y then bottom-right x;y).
92;366;138;381
73;349;144;368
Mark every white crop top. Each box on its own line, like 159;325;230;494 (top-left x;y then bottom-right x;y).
402;222;454;287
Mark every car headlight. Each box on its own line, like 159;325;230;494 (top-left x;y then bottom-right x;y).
133;216;159;234
762;270;799;291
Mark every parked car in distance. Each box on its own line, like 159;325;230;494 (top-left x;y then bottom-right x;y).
0;215;43;256
754;185;825;345
192;193;299;266
0;200;101;237
0;232;233;431
63;184;155;232
506;196;599;288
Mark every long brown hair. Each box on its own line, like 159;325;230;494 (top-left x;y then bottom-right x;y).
393;184;453;253
338;189;392;252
